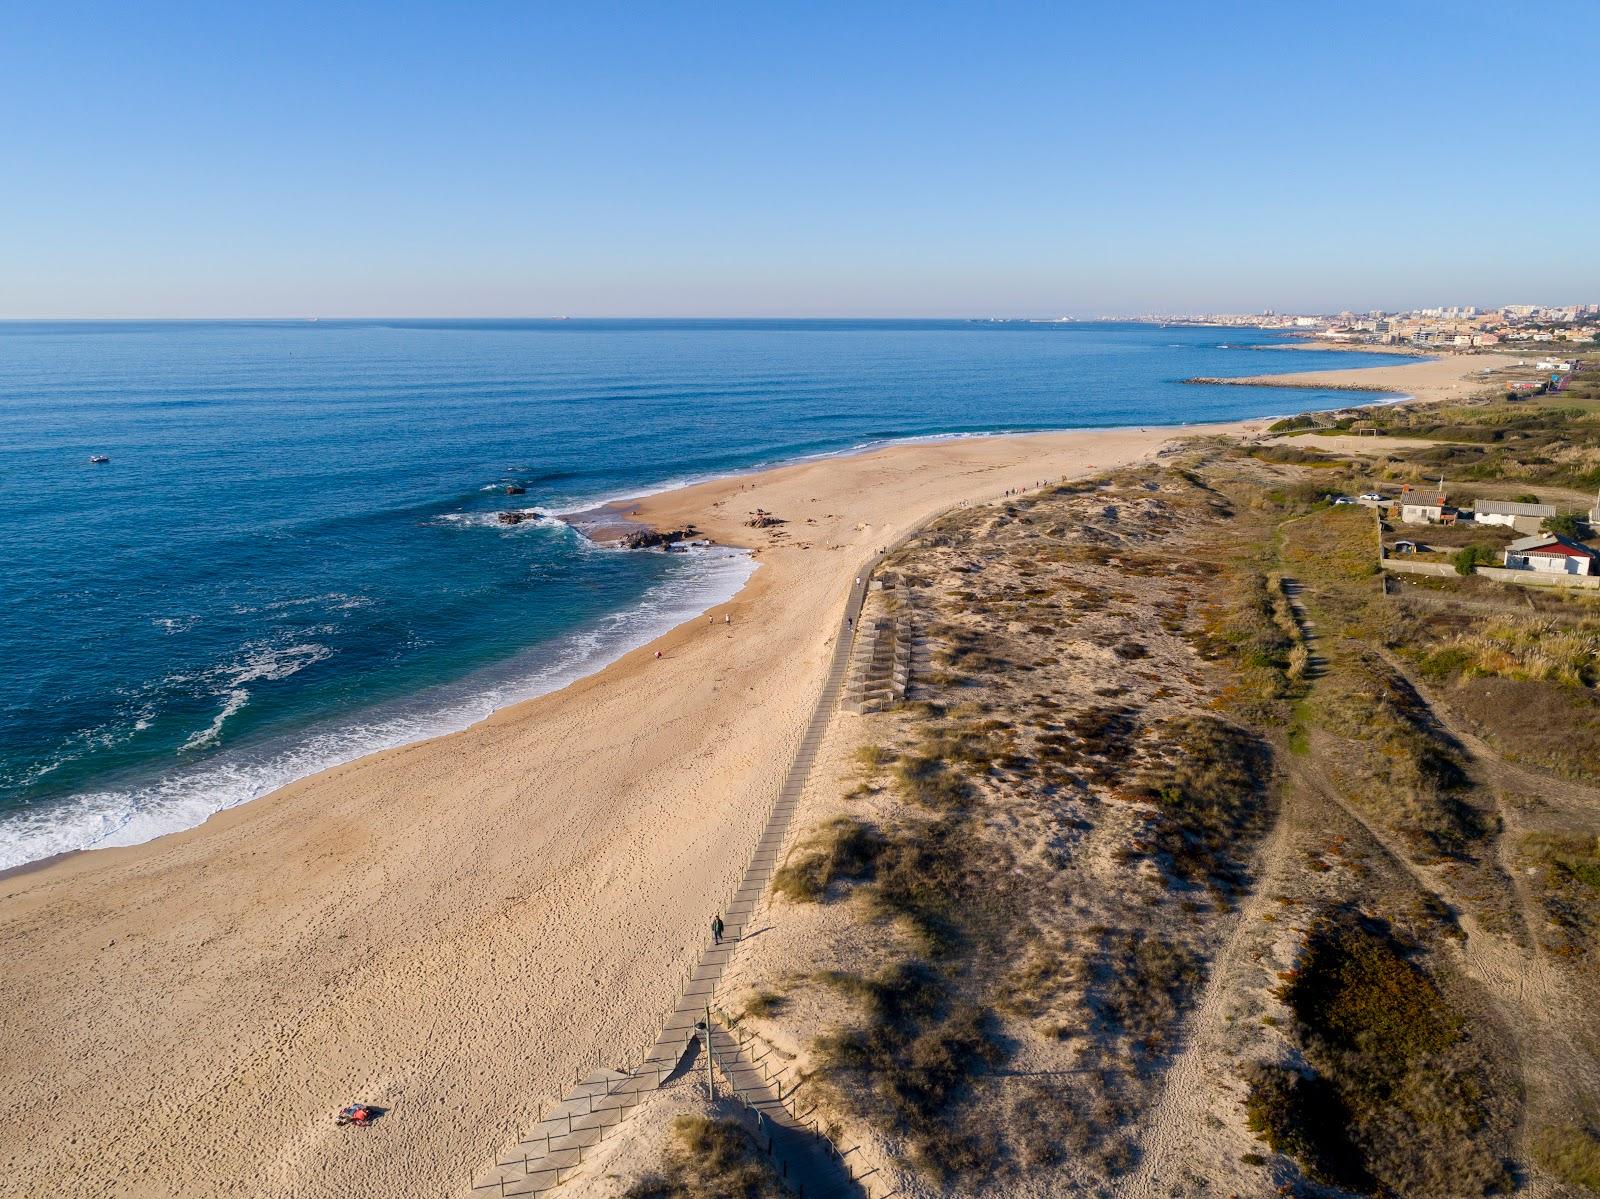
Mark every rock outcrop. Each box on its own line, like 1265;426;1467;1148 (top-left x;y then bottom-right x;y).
619;525;697;549
497;510;542;526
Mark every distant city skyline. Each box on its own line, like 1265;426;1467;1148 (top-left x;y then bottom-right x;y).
4;0;1596;318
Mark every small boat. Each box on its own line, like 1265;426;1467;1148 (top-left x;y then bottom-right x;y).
89;454;111;464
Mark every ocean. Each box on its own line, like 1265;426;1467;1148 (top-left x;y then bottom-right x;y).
0;319;1401;869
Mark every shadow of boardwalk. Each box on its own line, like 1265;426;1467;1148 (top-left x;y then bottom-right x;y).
706;1023;867;1199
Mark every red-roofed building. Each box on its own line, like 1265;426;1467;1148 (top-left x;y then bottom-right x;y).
1503;534;1600;576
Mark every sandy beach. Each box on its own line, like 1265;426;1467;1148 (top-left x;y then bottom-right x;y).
1191;348;1501;405
0;422;1261;1198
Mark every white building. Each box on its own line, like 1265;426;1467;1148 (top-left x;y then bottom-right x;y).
1400;501;1456;525
1503;534;1600;576
1474;499;1556;534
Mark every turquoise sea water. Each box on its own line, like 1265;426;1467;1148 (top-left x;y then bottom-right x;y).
0;319;1402;868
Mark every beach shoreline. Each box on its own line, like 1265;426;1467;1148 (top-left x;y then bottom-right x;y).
0;419;1264;1197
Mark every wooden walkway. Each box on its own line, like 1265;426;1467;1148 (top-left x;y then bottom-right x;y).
470;547;894;1197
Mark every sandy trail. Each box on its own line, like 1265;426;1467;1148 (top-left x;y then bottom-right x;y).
1123;789;1294;1199
0;425;1241;1198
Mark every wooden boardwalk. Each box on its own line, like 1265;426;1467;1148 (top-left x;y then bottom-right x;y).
470;548;893;1197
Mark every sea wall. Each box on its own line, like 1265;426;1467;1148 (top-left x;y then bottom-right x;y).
1378;558;1600;588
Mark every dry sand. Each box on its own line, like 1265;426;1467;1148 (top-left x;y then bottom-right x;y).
1201;349;1503;405
0;424;1257;1198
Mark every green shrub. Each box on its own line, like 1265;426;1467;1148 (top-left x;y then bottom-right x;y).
1243;1061;1368;1190
1453;544;1497;575
1269;911;1510;1197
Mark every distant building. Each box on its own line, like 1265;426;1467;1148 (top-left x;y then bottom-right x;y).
1400;501;1458;525
1503;534;1600;576
1475;499;1556;534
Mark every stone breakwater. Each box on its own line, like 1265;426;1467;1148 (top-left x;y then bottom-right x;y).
1182;375;1398;393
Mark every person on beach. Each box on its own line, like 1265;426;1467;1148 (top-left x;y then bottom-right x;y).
712;915;725;944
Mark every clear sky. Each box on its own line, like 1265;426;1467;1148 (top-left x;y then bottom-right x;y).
3;1;1595;318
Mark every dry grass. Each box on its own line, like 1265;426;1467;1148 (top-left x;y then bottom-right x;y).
1421;618;1600;687
1530;1123;1600;1191
1442;675;1600;780
771;818;884;903
626;1115;791;1199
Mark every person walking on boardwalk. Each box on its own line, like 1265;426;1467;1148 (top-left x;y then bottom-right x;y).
711;915;725;945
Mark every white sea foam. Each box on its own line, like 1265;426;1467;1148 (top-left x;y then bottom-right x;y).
231;592;374;616
177;642;333;752
0;546;755;871
430;507;557;530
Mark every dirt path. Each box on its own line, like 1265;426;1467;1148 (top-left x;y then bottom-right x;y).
1123;787;1295;1199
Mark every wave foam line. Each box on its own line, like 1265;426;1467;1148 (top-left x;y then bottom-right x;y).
0;546;756;871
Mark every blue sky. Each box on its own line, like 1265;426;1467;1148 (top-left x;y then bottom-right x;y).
2;1;1595;317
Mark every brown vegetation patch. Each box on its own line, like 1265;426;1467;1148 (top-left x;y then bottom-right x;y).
1258;910;1512;1197
626;1115;791;1199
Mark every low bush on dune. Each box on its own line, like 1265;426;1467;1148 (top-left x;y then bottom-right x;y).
1118;714;1273;899
1244;1061;1369;1191
1090;930;1205;1061
1194;568;1300;719
1316;651;1482;860
893;747;973;808
1257;910;1511;1197
771;818;883;903
1036;704;1140;785
741;990;787;1019
853;743;894;773
626;1115;791;1199
814;962;1005;1179
867;814;996;957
